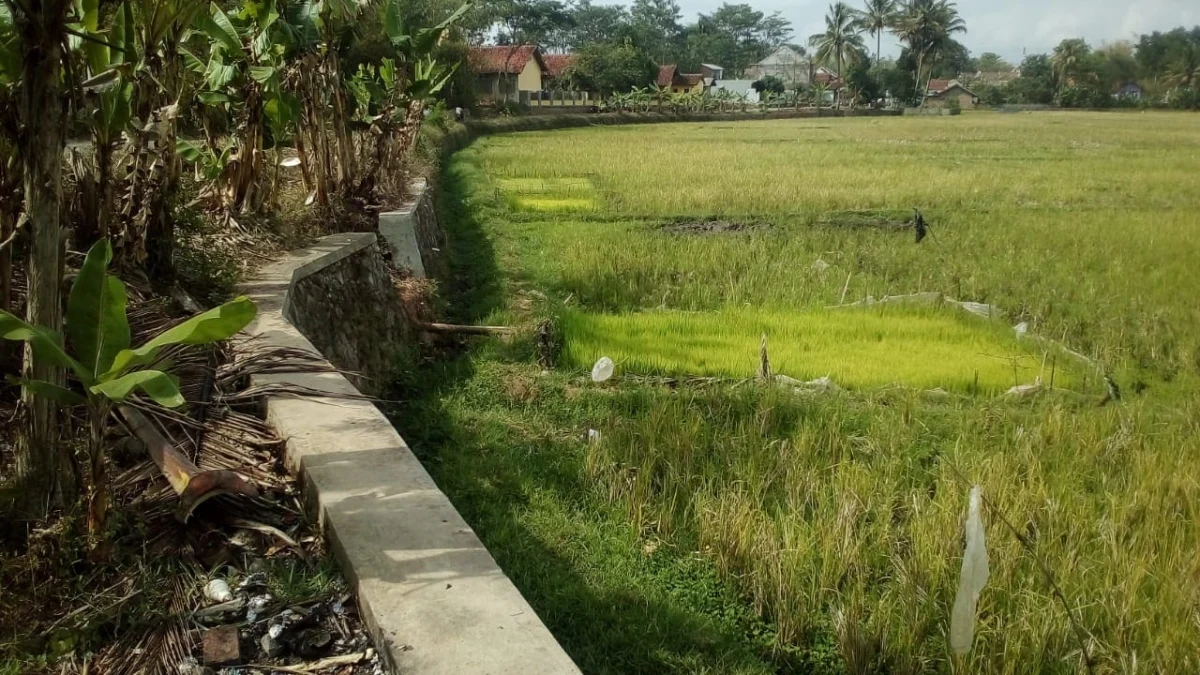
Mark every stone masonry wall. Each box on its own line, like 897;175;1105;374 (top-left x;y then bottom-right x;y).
284;238;411;395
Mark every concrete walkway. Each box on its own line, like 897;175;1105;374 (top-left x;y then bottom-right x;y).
240;233;581;675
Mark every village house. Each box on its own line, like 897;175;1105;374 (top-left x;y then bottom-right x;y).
924;79;978;108
1114;81;1143;99
541;53;577;89
745;46;811;87
468;44;546;103
710;79;760;102
699;63;724;86
657;65;706;94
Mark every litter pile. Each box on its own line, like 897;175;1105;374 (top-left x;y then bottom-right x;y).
186;568;383;675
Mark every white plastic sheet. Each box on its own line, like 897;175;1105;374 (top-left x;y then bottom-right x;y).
950;485;990;655
591;356;614;382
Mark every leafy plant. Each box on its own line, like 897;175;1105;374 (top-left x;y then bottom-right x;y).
0;239;256;533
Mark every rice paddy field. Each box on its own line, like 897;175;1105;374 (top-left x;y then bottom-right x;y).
394;112;1200;674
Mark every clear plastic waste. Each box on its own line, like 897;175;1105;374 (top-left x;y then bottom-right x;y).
950;485;990;655
591;357;614;382
204;578;233;603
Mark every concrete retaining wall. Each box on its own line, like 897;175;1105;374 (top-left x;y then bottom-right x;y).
280;234;411;395
240;233;581;675
378;178;446;280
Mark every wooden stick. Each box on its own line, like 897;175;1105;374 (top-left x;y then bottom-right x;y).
415;322;514;335
839;271;852;304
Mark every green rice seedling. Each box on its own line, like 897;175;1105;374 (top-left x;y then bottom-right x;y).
559;306;1077;394
495;177;600;212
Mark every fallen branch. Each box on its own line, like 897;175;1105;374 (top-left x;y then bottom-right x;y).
245;650;368;673
415;322;515;335
118;405;259;522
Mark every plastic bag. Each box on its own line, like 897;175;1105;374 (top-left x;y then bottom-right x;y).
950;485;990;655
591;356;614;382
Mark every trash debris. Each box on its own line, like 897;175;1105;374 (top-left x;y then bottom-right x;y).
591;356;615;382
205;579;233;603
261;631;286;658
237;571;269;593
1005;382;1042;397
587;429;602;444
950;485;990;654
804;375;839;391
811;258;830;272
177;657;208;675
1013;321;1029;338
202;625;241;666
279;156;302;167
246;593;273;622
954;300;1002;318
194;598;247;622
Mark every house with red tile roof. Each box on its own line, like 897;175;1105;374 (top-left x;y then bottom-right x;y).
924;79;978;108
656;65;706;94
541;54;577;86
468;45;547;102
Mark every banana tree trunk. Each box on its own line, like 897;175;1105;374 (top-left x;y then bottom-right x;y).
15;0;78;510
327;53;354;191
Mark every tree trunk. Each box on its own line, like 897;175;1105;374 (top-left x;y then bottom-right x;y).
15;0;78;511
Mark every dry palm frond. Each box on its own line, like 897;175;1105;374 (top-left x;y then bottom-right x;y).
84;565;204;675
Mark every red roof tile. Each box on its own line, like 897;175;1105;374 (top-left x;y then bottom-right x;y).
657;65;678;87
814;71;844;87
541;53;576;78
469;45;540;75
678;73;704;87
927;79;952;93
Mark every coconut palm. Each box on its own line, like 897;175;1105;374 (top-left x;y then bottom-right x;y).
893;0;966;102
1051;38;1091;88
808;3;866;108
858;0;898;63
1164;42;1199;89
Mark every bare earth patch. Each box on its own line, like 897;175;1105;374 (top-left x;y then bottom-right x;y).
659;220;772;235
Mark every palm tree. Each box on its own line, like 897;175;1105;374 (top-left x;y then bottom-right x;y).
809;2;866;108
893;0;966;104
1051;38;1091;89
858;0;898;63
1165;42;1199;89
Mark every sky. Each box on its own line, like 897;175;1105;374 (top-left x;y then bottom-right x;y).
653;0;1200;63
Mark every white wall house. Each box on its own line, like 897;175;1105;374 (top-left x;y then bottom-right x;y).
745;46;811;87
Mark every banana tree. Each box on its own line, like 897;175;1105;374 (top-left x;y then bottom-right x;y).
652;84;669;112
349;53;457;197
128;0;206;280
68;0;135;250
0;239;256;534
3;0;78;506
185;0;292;213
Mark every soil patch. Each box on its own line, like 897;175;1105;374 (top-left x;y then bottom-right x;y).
660;220;772;235
817;209;912;229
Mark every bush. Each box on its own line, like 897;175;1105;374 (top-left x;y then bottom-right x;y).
497;100;525;117
1167;87;1199;109
947;97;962;114
1057;85;1112;109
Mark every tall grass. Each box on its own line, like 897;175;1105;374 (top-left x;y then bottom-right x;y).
423;112;1200;673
